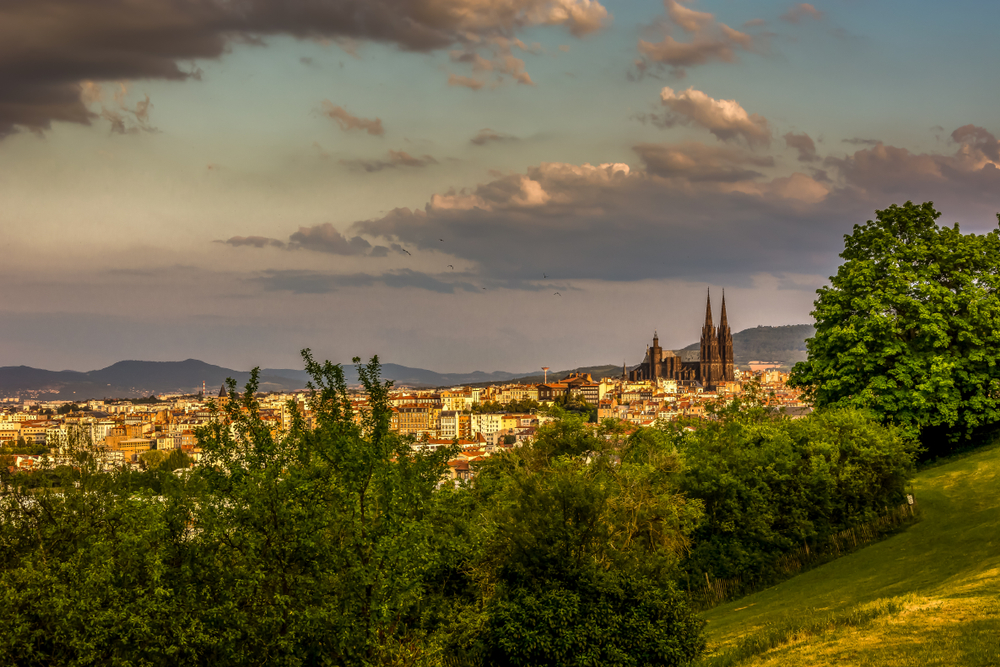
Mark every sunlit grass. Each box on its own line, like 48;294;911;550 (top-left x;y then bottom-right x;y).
696;442;1000;666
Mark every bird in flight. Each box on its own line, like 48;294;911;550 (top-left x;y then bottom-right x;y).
447;264;454;269
482;287;487;290
554;292;561;296
439;238;444;242
543;273;547;278
402;249;411;255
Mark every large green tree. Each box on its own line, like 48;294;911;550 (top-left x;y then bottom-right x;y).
789;201;1000;455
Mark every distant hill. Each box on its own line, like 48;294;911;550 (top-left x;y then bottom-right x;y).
473;364;625;387
262;364;528;390
0;360;534;399
680;324;815;369
0;325;815;399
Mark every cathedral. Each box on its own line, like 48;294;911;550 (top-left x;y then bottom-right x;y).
628;290;734;389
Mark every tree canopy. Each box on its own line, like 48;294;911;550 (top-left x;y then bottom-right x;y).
789;201;1000;456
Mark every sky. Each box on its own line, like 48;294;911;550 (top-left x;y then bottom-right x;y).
1;0;998;374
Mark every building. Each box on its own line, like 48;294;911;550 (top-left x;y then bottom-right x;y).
629;289;735;390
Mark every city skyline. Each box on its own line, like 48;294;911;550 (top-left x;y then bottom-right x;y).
2;0;998;373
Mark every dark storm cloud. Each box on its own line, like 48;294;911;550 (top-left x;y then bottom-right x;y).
0;0;609;137
784;132;819;162
342;150;438;172
257;269;478;294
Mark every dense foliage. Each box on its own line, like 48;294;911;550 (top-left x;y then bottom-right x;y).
667;390;918;581
789;201;1000;456
0;354;919;666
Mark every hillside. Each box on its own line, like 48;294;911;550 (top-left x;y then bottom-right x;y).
0;360;533;399
697;443;1000;666
681;324;815;369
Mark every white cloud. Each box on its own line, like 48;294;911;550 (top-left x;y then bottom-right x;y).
659;86;771;147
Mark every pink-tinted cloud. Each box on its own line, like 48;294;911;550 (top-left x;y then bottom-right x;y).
637;0;758;76
222;125;999;289
780;3;824;24
320;102;384;136
471;128;519;145
784;131;819;162
448;74;486;90
658;87;771;147
342;150;438;172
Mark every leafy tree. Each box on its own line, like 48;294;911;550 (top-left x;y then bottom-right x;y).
790;201;1000;456
445;418;706;666
0;352;458;666
162;449;192;471
138;448;170;470
670;404;917;581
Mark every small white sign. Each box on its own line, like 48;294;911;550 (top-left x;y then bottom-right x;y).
907;494;914;505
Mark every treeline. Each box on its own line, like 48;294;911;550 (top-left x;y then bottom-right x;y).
0;354;917;666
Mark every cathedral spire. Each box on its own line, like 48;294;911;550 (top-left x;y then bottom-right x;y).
720;290;729;329
704;288;714;328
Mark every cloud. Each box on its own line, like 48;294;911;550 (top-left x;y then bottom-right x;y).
219;236;287;249
257;269;477;294
658;86;771;147
219;125;999;291
471;128;519;145
319;102;384;136
342;150;438;172
825;125;1000;202
448;74;486;90
634;141;774;182
288;223;376;255
952;124;1000;162
0;0;610;137
448;35;537;87
842;137;880;146
80;81;156;135
637;0;758;76
784;131;819;162
780;3;824;24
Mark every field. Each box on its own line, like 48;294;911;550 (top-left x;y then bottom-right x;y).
696;443;1000;666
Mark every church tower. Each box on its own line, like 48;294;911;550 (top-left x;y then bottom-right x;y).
699;289;723;388
718;291;735;382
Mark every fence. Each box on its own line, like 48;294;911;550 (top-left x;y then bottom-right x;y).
691;499;920;609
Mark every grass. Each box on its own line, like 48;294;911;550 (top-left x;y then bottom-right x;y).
696;441;1000;666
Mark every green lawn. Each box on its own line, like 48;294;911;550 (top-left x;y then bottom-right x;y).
696;443;1000;666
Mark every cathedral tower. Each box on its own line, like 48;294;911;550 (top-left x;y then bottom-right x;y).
718;291;735;382
699;289;723;388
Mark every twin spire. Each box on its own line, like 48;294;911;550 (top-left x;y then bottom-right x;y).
704;288;728;330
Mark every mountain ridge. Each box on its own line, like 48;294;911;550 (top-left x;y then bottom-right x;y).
0;324;814;399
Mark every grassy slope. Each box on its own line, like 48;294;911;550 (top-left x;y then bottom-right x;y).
697;443;1000;666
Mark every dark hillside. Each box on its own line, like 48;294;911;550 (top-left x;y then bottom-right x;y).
681;324;814;369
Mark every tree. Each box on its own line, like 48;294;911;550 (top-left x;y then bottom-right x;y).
789;201;1000;456
444;418;706;666
138;449;170;470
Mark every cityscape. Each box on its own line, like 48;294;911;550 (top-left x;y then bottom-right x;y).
1;0;998;664
2;292;807;479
